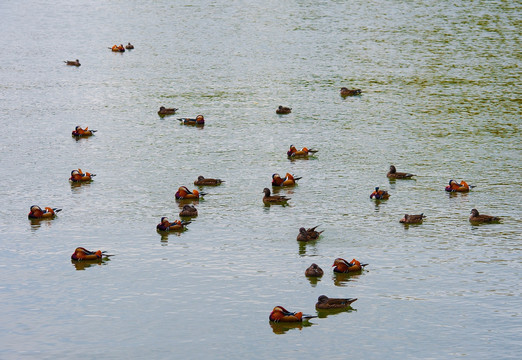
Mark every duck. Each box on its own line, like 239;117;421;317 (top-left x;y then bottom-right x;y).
158;106;178;116
387;165;416;179
156;217;191;232
469;209;501;224
72;126;96;137
332;258;368;273
400;213;425;224
276;106;292;114
340;87;362;97
304;263;324;277
296;226;324;242
71;247;111;261
110;44;125;52
179;204;198;217
262;188;290;205
178;115;205;125
175;186;205;200
269;306;316;322
28;205;61;219
64;59;80;66
125;42;134;49
272;173;301;187
69;169;95;182
370;187;389;200
315;295;357;310
194;175;224;186
287;145;318;158
445;179;471;192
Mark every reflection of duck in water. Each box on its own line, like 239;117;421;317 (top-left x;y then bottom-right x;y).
305;263;324;277
387;165;415;179
469;209;501;224
28;205;61;219
269;306;316;322
332;258;368;273
315;295;357;310
400;214;425;224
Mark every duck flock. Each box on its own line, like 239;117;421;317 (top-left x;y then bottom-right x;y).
27;45;503;329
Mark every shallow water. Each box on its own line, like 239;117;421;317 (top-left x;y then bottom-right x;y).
0;1;520;359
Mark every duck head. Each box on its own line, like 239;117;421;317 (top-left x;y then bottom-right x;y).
30;205;42;212
332;258;350;268
71;170;80;176
262;188;271;196
317;295;329;304
197;175;205;181
389;165;397;174
299;227;307;235
470;209;479;216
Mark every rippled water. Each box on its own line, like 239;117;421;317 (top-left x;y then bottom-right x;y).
0;1;520;359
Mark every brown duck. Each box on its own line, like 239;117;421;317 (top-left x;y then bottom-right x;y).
387;165;416;179
305;263;324;277
125;42;134;49
179;204;198;217
297;226;323;241
194;176;224;186
400;214;425;224
262;188;290;204
158;106;178;115
64;59;81;66
340;87;361;97
276;106;292;114
315;295;357;310
469;209;501;224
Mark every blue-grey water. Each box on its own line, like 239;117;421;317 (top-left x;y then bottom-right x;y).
0;1;520;359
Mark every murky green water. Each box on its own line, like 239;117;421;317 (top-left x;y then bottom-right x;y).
0;1;520;359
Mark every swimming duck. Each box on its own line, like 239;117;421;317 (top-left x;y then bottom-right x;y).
158;106;178;116
125;42;134;49
296;226;324;242
71;247;111;261
332;258;368;273
72;126;96;137
156;217;191;232
110;44;125;52
305;263;324;277
194;175;224;186
469;209;501;224
262;188;290;204
445;180;471;192
28;205;61;219
370;187;389;200
64;59;81;66
340;87;362;97
178;115;205;125
272;173;301;187
179;204;198;217
175;186;205;200
287;145;318;158
70;169;95;182
269;306;316;322
276;106;292;114
400;213;425;224
387;165;416;179
315;295;357;310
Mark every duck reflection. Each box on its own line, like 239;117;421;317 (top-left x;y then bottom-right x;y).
333;272;362;287
316;307;357;318
70;180;92;194
71;258;110;271
269;320;313;335
29;217;54;231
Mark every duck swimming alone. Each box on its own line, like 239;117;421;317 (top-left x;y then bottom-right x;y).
70;247;111;261
400;214;425;224
287;145;318;158
340;87;362;97
469;209;501;224
179;204;198;217
332;258;368;273
72;126;96;137
70;169;95;182
178;115;205;125
445;180;471;192
158;106;178;116
269;306;316;322
276;106;292;114
370;187;390;200
28;205;61;219
296;226;324;242
156;217;191;232
193;176;224;186
64;59;81;66
305;263;324;277
315;295;358;310
175;186;205;200
125;42;134;49
387;165;416;179
272;173;301;187
262;188;290;205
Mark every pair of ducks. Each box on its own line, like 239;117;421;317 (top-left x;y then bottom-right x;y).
305;258;368;277
269;295;358;322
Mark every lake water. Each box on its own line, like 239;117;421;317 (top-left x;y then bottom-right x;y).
0;1;520;359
